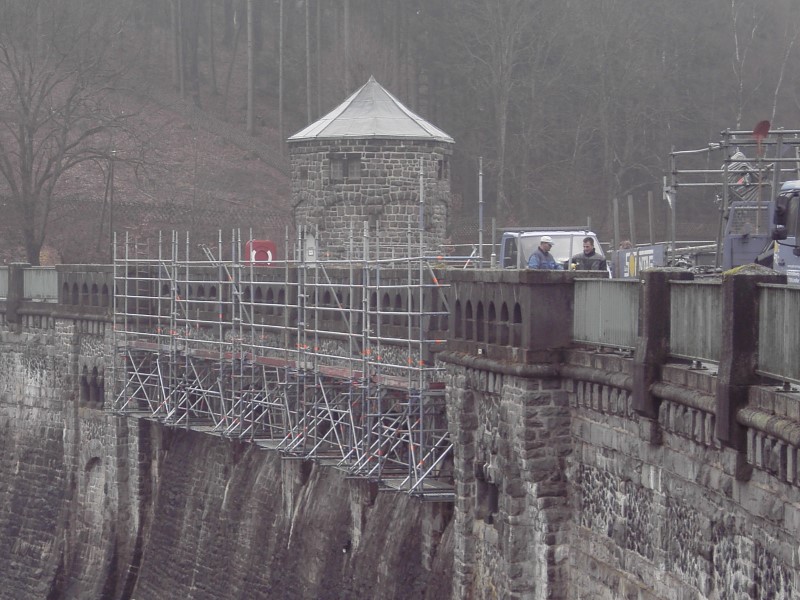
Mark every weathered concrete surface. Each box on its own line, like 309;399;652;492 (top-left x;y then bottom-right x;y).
0;318;453;599
130;425;453;599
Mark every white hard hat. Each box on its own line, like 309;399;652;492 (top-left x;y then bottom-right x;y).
540;235;554;244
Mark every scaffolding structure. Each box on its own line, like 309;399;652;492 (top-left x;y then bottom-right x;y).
112;225;454;501
665;127;800;266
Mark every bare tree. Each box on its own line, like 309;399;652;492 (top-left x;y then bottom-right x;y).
452;0;538;221
771;24;798;123
246;0;254;134
343;0;350;93
305;0;312;124
279;0;284;141
0;0;136;264
207;0;218;94
729;0;764;129
223;0;244;111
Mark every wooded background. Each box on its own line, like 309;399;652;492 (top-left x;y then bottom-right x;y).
0;0;798;263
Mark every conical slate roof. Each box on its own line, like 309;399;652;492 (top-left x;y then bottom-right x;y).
288;76;454;144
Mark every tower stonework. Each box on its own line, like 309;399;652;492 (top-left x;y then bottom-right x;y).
288;77;454;259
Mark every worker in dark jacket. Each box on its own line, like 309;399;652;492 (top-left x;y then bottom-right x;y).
527;235;563;270
570;237;607;272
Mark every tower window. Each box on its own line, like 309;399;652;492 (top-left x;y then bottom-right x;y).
437;159;449;180
330;154;361;182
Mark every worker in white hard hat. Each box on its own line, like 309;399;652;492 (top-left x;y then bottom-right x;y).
527;235;563;270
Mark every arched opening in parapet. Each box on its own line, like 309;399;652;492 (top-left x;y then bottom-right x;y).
89;366;101;405
428;289;439;331
465;300;473;340
71;283;79;305
487;302;496;344
62;282;70;304
335;291;344;321
476;301;485;342
463;389;475;412
80;366;90;403
196;285;206;316
155;288;167;316
101;284;109;307
242;286;251;303
81;283;90;305
512;302;522;346
90;284;99;306
96;368;105;406
266;287;275;315
161;283;170;297
454;300;462;338
393;294;403;326
208;285;218;299
476;476;499;523
381;293;391;326
500;303;510;345
440;300;449;331
323;290;333;321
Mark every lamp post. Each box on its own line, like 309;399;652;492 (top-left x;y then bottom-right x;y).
109;149;116;263
478;156;484;267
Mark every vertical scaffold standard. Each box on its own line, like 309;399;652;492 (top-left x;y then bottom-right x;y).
112;227;454;500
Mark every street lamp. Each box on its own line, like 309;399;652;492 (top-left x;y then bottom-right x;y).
109;149;116;263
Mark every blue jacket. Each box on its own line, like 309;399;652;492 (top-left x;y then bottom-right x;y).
528;247;564;270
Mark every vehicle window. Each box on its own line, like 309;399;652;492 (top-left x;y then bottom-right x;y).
503;238;518;268
519;237;538;264
518;233;604;266
548;235;575;262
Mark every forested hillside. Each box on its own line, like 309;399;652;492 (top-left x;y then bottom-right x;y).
0;0;797;263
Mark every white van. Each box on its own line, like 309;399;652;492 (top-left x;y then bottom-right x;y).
498;228;605;269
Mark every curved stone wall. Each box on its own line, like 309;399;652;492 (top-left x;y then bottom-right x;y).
0;315;453;600
4;265;800;599
289;138;451;258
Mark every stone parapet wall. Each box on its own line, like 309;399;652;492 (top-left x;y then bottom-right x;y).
440;339;800;599
566;349;799;600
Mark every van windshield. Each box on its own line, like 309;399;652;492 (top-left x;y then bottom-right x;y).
520;234;599;266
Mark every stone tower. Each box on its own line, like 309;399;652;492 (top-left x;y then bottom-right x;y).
287;76;454;259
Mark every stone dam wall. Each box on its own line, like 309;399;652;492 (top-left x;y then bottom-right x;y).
0;311;452;600
1;265;800;599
